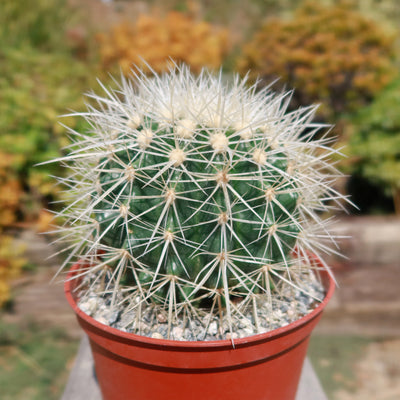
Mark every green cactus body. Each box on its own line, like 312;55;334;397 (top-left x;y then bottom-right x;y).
96;119;299;297
56;66;344;332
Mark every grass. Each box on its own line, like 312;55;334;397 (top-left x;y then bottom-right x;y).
0;320;79;400
308;334;374;399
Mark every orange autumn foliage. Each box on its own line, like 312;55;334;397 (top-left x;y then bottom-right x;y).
0;153;26;307
0;234;25;307
0;153;23;228
97;12;229;75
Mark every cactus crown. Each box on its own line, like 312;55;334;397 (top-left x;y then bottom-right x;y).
56;65;345;337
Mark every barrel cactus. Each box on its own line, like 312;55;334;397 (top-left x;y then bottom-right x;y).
55;65;345;338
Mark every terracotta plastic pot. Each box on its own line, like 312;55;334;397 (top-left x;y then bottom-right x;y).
65;263;334;400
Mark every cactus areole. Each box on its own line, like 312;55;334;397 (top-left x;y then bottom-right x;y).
56;64;345;336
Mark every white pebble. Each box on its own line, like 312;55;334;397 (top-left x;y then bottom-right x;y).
157;313;167;323
151;332;164;339
208;321;218;335
242;328;254;337
225;332;238;340
172;327;184;340
95;316;108;325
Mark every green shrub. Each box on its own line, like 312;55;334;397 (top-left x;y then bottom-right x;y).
0;0;99;305
0;0;75;51
344;77;400;214
0;0;98;224
0;47;96;219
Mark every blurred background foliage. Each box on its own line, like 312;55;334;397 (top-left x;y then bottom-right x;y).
97;10;229;74
0;0;99;307
0;0;98;227
344;77;400;215
0;236;26;308
237;1;397;123
1;0;400;306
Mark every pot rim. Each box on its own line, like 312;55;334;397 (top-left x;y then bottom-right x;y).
65;259;335;349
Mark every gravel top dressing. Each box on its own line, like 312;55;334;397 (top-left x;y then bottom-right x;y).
78;269;325;341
